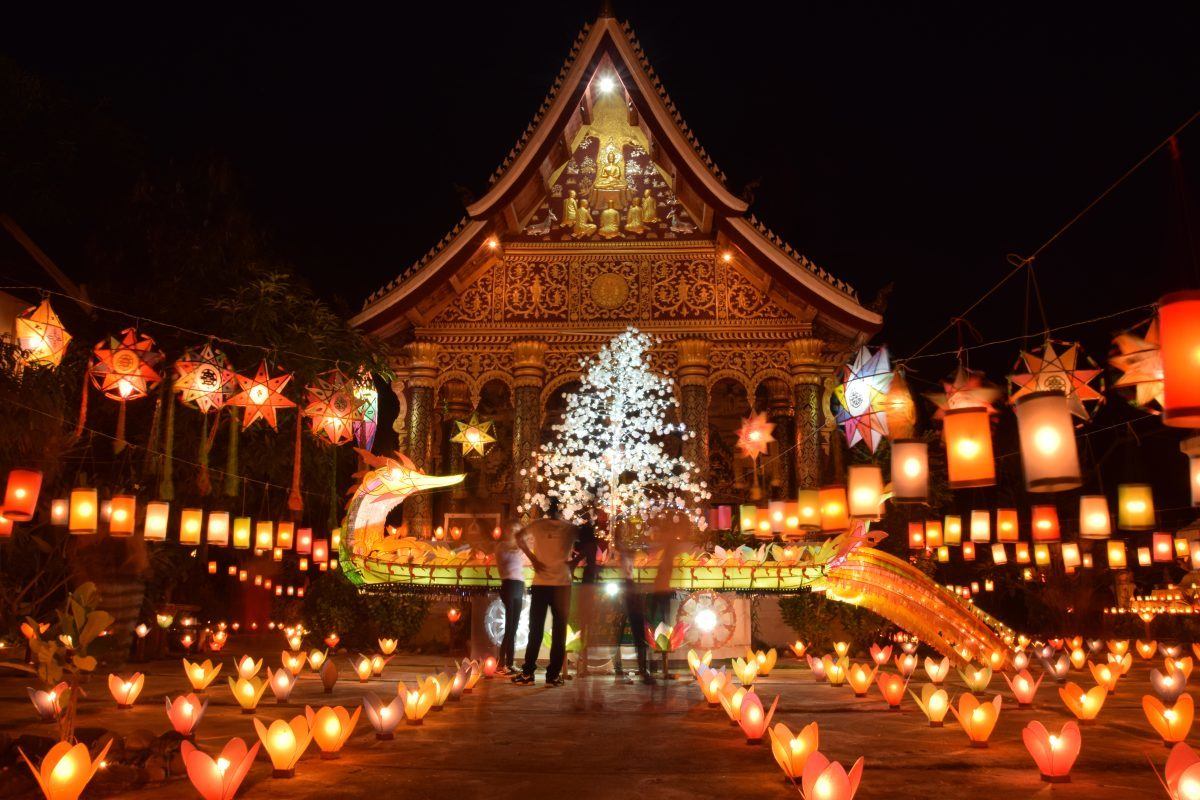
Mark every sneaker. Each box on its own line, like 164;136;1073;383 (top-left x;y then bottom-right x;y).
511;673;535;685
638;670;657;686
496;666;514;677
546;675;566;687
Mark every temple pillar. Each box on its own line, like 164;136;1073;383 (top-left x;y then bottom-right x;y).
675;338;711;480
389;355;411;455
766;380;795;497
404;341;439;537
443;381;472;503
511;339;547;518
787;335;826;490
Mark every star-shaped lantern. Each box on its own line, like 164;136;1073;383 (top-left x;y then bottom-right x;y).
833;346;893;452
736;412;776;460
227;361;296;430
924;364;1003;419
353;373;379;450
174;344;236;413
304;369;363;445
14;299;71;367
89;328;164;401
1009;341;1103;420
450;412;496;457
1109;319;1163;413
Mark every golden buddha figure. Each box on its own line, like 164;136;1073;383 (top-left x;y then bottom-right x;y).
589;144;630;211
640;189;659;223
561;189;578;228
572;199;597;238
598;200;622;239
624;198;645;234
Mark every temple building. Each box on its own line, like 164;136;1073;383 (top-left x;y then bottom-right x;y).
352;8;883;540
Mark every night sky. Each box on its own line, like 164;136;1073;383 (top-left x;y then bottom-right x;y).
3;3;1199;376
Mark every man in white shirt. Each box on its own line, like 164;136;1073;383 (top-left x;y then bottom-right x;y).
512;497;579;686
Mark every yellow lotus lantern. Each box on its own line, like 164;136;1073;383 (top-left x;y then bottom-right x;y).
1106;639;1129;657
833;641;850;658
353;654;373;683
950;694;1002;747
1003;669;1043;708
165;694;208;736
108;672;144;708
378;638;398;655
800;752;865;800
698;666;728;705
286;630;304;651
426;674;452;709
268;667;297;703
687;649;713;677
846;663;877;697
306;704;360;758
985;649;1007;671
751;648;778;676
911;684;950;727
253;715;313;779
769;721;819;782
1059;682;1106;721
719;685;747;725
1144;694;1195;745
924;656;949;684
790;641;808;659
461;660;483;691
307;649;327;671
959;665;994;694
737;691;779;743
370;654;391;677
825;657;848;687
183;658;222;691
876;672;906;709
400;680;434;724
1088;662;1119;694
228;676;269;713
1137;640;1159;660
1069;648;1087;670
732;656;759;687
235;655;262;681
18;739;112;800
181;737;259;800
282;651;306;676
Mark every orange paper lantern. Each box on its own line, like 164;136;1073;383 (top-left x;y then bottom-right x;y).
1159;290;1200;427
943;408;995;488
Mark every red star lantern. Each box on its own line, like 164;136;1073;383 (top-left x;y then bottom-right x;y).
227;361;296;430
304;369;363;445
174;343;236;412
89;328;164;401
736;412;776;460
925;364;1003;419
1009;341;1103;420
14;299;71;367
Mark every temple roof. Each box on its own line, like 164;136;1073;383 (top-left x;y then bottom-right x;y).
354;13;882;338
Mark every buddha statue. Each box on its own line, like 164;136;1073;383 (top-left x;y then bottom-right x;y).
598;200;622;239
624;198;645;234
572;200;597;238
640;189;659;223
561;189;578;228
594;146;625;190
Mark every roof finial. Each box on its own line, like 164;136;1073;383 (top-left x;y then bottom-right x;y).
598;0;615;19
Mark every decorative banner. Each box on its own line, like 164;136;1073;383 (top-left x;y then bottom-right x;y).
925;364;1002;418
304;369;362;445
88;328;164;401
735;412;775;460
227;361;296;430
174;343;236;413
833;346;892;452
14;299;71;367
353;373;379;450
1009;341;1103;420
449;412;496;458
1108;319;1163;413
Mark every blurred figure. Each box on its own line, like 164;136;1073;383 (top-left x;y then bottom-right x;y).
614;519;653;684
512;497;579;687
645;513;692;679
572;512;600;677
494;524;528;676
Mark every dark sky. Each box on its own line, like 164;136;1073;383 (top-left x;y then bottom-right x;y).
3;1;1199;366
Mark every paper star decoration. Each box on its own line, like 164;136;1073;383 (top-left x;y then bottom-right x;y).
14;299;71;367
1009;341;1103;420
450;412;497;457
924;365;1003;419
833;346;893;452
352;373;379;450
227;361;296;430
1109;319;1163;413
304;368;363;445
174;343;236;413
736;412;776;460
88;328;164;401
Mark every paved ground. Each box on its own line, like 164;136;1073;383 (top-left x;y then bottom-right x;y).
0;639;1180;798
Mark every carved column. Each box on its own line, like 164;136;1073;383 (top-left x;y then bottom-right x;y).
766;380;795;497
511;339;547;518
443;381;472;503
389;355;411;454
675;338;711;481
787;335;826;490
404;341;439;537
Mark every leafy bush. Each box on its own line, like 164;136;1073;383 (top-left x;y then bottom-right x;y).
778;591;893;649
298;574;429;649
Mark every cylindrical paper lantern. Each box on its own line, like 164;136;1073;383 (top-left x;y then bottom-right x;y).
232;516;252;549
296;527;314;554
144;501;169;541
819;486;850;532
313;539;329;563
207;512;230;547
1081;553;1094;569
1190;456;1200;508
768;501;787;532
969;510;990;543
848;465;883;519
255;521;274;550
1107;540;1127;569
991;543;1008;565
109;495;136;536
1176;536;1190;558
3;469;42;521
937;545;949;562
796;490;821;531
1015;541;1031;564
0;514;11;537
996;508;1019;542
1014;392;1082;492
69;488;98;533
273;546;283;562
944;515;962;545
1079;496;1112;539
782;503;801;538
1117;484;1155;530
1031;505;1061;542
1034;544;1051;566
891;439;929;502
739;505;758;535
943;408;995;488
1062;542;1081;569
925;519;943;548
962;541;976;561
180;508;203;545
1153;532;1174;563
1137;547;1152;567
50;498;68;526
276;521;295;549
908;521;925;550
1159;291;1200;427
1191;541;1200;571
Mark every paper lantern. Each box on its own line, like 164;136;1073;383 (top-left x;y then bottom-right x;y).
819;487;849;532
3;469;42;521
737;691;779;743
834;346;892;452
1159;291;1200;427
1011;341;1104;420
183;658;222;691
1078;496;1112;539
925;520;943;548
231;517;251;549
961;665;994;693
1015;542;1031;564
1153;533;1174;563
769;721;819;780
107;672;144;708
180;508;203;545
907;522;925;550
181;737;259;800
1107;540;1128;569
846;663;877;697
206;512;230;547
796;490;821;530
255;521;274;551
924;656;949;684
306;704;360;758
943;408;995;488
305;369;364;446
996;508;1019;542
1117;484;1155;530
400;680;434;723
1145;695;1195;745
165;693;208;736
967;510;990;544
1138;546;1152;567
103;494;135;536
89;328;164;401
352;654;373;682
869;643;892;667
50;498;68;526
753;648;778;677
1188;447;1200;507
68;488;98;534
228;361;296;430
1014;392;1082;492
736;412;776;460
174;344;236;413
228;676;268;713
944;515;962;545
890;439;928;502
14;299;71;367
936;545;949;563
18;739;112;800
962;541;976;561
1061;542;1081;570
252;715;313;778
273;547;284;563
1023;720;1080;783
911;684;950;726
951;694;1002;746
767;500;787;533
1089;662;1119;694
1029;505;1059;542
876;672;905;709
313;539;329;564
275;521;294;550
296;527;313;554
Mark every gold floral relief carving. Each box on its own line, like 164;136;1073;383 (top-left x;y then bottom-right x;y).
434;269;494;323
652;257;716;319
575;259;643;320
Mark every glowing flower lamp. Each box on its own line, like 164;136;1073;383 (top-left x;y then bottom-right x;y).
363;692;404;740
399;681;434;724
353;654;373;683
719;685;747;725
732;656;759;687
378;638;398;656
1023;720;1080;783
1089;662;1119;694
27;683;66;721
951;693;1002;747
770;721;819;782
825;658;848;688
108;672;144;708
833;641;850;658
1163;742;1200;799
688;649;713;677
236;656;263;681
1145;694;1195;745
181;737;259;800
737;691;779;743
1013;650;1030;671
801;752;864;800
184;659;222;691
806;655;827;683
753;648;778;676
1004;669;1043;708
268;667;297;703
1069;648;1087;670
894;653;917;678
924;656;949;684
18;739;112;800
1059;682;1106;721
960;665;993;694
306;704;360;758
1170;657;1195;681
911;684;950;726
1108;652;1133;676
877;672;906;709
229;676;268;713
1138;640;1159;660
252;715;312;778
869;643;892;667
846;663;877;697
698;666;729;704
1152;668;1188;703
165;694;208;737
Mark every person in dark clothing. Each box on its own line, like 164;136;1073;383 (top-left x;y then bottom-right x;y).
512;498;579;687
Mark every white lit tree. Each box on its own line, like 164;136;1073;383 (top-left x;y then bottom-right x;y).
523;327;710;534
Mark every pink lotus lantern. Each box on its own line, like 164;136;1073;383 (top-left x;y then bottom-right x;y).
1162;743;1200;799
1023;720;1081;783
181;737;260;800
950;694;1002;747
108;672;144;708
924;656;949;684
698;666;729;705
806;655;828;683
1043;654;1070;683
363;692;404;740
869;643;892;667
27;683;67;721
482;655;498;678
268;667;297;703
324;632;340;649
165;693;208;737
801;751;864;800
894;653;917;678
1003;669;1043;708
1144;694;1195;745
877;672;906;709
737;691;779;743
769;721;819;782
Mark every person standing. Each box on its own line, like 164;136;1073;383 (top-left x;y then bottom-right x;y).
512;498;579;686
494;525;528;676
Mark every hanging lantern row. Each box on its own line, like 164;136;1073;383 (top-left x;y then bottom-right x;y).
914;532;1200;573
